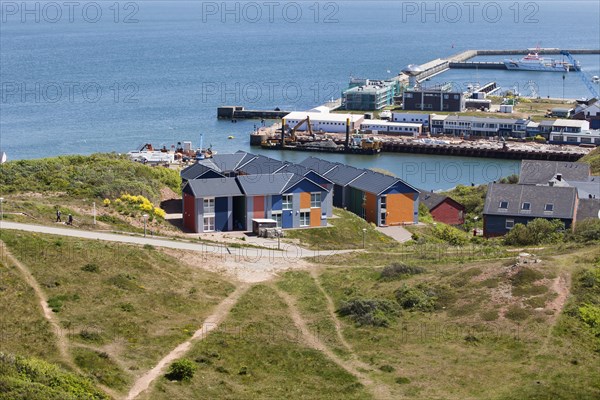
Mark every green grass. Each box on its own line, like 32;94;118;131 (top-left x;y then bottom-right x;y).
0;230;235;393
0;153;181;203
0;352;110;400
0;261;60;363
314;246;600;399
142;284;371;400
285;208;399;250
580;146;600;175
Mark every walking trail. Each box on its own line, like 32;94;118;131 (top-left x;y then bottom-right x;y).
125;284;249;400
274;287;393;400
0;241;120;399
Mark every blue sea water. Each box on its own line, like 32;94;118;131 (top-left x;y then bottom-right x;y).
1;0;599;190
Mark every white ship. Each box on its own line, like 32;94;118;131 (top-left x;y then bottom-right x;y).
504;52;580;72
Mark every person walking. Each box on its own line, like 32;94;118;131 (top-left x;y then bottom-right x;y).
67;214;73;226
56;209;61;222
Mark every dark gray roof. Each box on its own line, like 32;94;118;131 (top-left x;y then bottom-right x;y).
421;192;449;210
577;199;600;220
237;173;294;195
298;157;337;175
324;164;367;186
519;160;591;185
185;177;243;197
299;157;364;186
181;163;223;181
349;170;400;195
484;183;577;219
237;155;288;175
564;177;600;199
208;153;253;172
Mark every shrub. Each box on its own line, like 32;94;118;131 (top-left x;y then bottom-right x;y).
579;269;600;288
430;224;469;246
579;304;600;336
103;198;111;207
569;219;600;243
380;263;426;280
505;305;529;321
166;359;197;381
504;219;565;246
394;284;437;312
81;263;100;273
395;377;411;384
337;298;397;327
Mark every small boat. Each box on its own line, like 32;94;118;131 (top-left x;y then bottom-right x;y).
592;76;600;83
0;150;6;164
228;135;235;139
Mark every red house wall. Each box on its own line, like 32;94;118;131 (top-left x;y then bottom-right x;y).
183;193;196;232
430;200;464;225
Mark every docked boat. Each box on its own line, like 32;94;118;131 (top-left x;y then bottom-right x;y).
504;52;580;72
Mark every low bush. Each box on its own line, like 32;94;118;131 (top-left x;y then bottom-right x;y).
81;263;99;273
337;298;397;327
579;304;600;336
166;358;197;381
379;263;426;280
504;219;565;246
568;219;600;243
430;224;469;246
394;284;437;312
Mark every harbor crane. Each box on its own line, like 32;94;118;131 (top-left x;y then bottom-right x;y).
560;51;600;99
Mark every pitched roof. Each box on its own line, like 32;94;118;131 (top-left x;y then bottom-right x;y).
180;163;224;181
184;177;243;197
207;152;254;172
349;170;400;195
298;157;337;175
236;173;295;195
576;199;600;221
237;154;288;175
564;177;600;199
519;160;591;185
324;164;366;186
483;183;578;219
421;192;452;210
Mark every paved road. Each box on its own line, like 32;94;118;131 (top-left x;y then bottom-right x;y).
376;225;413;243
0;221;349;260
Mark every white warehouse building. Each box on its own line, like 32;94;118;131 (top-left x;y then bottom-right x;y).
360;120;422;137
391;112;430;126
283;110;364;134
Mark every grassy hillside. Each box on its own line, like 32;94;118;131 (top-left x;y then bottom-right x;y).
143;284;371;400
0;153;180;202
0;353;109;400
580;146;600;175
0;231;235;395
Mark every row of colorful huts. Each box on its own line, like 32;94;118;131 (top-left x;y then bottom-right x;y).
180;151;420;233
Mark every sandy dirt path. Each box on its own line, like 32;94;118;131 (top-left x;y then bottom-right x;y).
274;287;393;400
125;284;249;400
0;241;121;399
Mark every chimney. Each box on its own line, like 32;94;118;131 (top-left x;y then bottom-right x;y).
549;181;554;187
556;173;562;181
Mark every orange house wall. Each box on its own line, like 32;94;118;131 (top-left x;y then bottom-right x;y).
300;192;311;209
386;193;414;225
310;208;321;227
365;192;378;224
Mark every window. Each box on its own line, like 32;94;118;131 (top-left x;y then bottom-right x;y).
203;198;215;214
545;203;554;212
380;195;387;209
282;194;293;210
505;219;515;229
272;212;282;228
521;202;531;211
310;193;321;208
299;212;310;227
203;216;215;232
499;201;509;209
